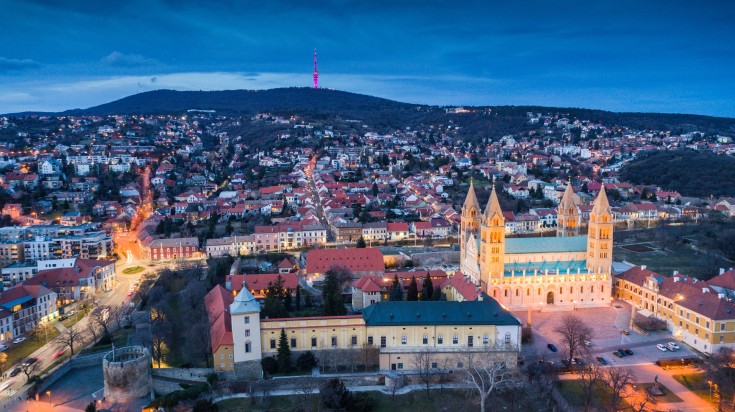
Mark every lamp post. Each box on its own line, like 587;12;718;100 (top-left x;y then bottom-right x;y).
708;380;713;401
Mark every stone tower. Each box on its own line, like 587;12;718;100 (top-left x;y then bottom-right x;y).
460;180;481;244
479;183;505;287
557;182;580;237
586;185;614;274
230;287;263;379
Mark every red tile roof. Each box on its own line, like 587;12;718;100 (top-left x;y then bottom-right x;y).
439;273;481;301
306;247;384;275
227;273;299;292
386;222;409;232
204;285;234;351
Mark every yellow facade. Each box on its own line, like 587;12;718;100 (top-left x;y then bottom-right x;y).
213;345;235;372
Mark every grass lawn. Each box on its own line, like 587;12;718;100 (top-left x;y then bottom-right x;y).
636;382;683;403
218;389;479;412
556;379;631;409
4;329;60;367
122;266;145;275
613;243;728;278
673;373;713;403
79;328;135;355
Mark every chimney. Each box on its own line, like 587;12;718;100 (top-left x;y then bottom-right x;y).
673;270;679;276
641;265;647;270
673;277;680;282
718;293;726;299
702;287;709;293
721;268;726;275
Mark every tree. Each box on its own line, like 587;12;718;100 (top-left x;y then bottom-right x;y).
432;286;445;301
56;324;87;356
320;378;351;410
356;236;367;248
406;276;419;301
461;353;519;412
276;328;291;372
576;360;602;411
553;313;592;366
389;275;403;301
412;348;437;399
420;274;433;301
707;346;735;410
85;402;96;412
151;320;172;368
20;360;41;383
297;351;318;372
322;269;347;316
0;352;7;375
604;367;636;412
90;306;114;342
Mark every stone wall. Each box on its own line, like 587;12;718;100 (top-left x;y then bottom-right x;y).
103;346;151;403
410;251;460;267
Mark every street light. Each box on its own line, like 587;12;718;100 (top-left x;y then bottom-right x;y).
708;380;713;401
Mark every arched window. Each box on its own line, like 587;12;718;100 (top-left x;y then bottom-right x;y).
526;288;530;296
580;286;584;293
515;289;519;297
504;289;508;297
493;290;497;298
559;287;563;294
537;288;541;295
601;285;605;293
591;286;594;293
569;287;573;294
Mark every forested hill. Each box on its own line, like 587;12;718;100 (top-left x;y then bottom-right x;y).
620;150;735;197
6;88;735;136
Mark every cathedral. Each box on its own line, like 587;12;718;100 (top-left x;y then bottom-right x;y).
459;181;613;310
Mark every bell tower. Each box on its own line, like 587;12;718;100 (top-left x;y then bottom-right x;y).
479;183;505;287
557;181;580;237
587;185;614;274
460;179;481;243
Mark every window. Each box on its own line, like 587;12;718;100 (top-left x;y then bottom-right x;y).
331;336;338;347
431;362;438;369
453;335;458;345
401;336;407;345
220;354;225;359
244;316;250;324
591;286;594;293
468;336;474;347
367;336;374;345
291;338;297;348
221;363;225;368
721;336;725;343
526;288;530;296
706;321;710;329
397;363;404;369
245;329;250;337
437;335;443;345
351;336;358;346
245;342;251;353
229;354;233;359
311;337;317;347
423;335;428;344
505;332;511;344
722;323;726;332
270;339;276;349
483;335;489;345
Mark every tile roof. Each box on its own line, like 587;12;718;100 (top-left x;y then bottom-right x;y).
362;296;521;326
227;273;299;292
439;273;481;301
504;235;588;254
204;285;234;351
306;247;384;274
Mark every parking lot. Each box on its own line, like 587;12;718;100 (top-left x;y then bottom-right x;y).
516;300;700;366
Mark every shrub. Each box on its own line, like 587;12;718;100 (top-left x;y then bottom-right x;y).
261;356;278;375
296;351;318;371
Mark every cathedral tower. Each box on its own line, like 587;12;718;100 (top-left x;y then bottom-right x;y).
460;179;481;242
586;185;614;274
557;181;580;237
479;183;505;287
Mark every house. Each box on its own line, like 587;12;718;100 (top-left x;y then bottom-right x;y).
205;285;235;372
226;273;299;299
0;284;57;341
145;237;200;260
386;222;409;241
305;247;384;281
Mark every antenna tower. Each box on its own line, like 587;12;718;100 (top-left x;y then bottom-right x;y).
313;49;319;89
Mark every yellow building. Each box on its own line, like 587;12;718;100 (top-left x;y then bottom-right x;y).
459;181;613;310
214;285;522;373
615;266;735;355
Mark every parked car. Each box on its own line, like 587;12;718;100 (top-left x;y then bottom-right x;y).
617;349;627;357
22;357;37;366
656;344;669;352
547;343;558;352
561;359;571;367
12;337;25;344
583;340;592;347
667;342;680;350
620;329;630;335
9;367;20;377
573;357;585;366
613;351;622;358
624;348;634;356
0;344;7;351
596;356;608;365
52;350;65;359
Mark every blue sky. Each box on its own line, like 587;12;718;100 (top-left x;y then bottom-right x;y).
1;0;734;116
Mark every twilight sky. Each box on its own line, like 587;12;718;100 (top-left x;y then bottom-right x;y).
1;0;734;116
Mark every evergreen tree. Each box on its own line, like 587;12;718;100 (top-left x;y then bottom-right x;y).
277;328;291;372
389;275;403;301
356;236;367;248
432;286;444;301
284;289;293;311
372;183;379;198
406;276;419;301
420;274;434;301
295;285;301;311
322;269;347;316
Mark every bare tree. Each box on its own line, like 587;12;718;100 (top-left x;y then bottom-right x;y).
86;321;101;344
185;319;212;367
296;376;321;412
460;351;519;412
553;313;592;365
109;304;132;330
707;346;735;409
90;306;113;340
576;360;601;412
630;390;657;412
20;360;41;383
151;320;172;368
360;343;379;371
56;325;87;356
412;348;437;399
604;367;636;412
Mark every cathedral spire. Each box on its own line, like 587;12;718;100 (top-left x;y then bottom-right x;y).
591;184;611;216
484;182;503;219
559;179;576;209
462;178;480;213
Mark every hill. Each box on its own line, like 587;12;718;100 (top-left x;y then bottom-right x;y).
620;149;735;197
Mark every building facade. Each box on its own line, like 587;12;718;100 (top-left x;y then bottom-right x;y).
459;181;613;310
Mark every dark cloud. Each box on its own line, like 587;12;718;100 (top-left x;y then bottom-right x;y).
0;57;41;71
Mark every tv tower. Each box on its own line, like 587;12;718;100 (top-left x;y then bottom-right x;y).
313;49;319;89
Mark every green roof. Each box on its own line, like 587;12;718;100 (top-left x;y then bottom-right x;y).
362;297;521;327
504;260;589;276
505;235;587;254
